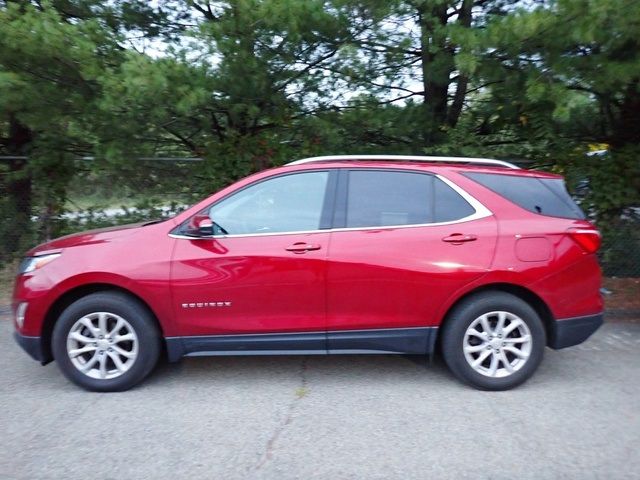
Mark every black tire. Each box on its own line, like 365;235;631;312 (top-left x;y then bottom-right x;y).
52;292;161;392
441;291;546;391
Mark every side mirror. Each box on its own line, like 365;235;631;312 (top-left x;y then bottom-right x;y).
189;214;214;236
197;217;214;235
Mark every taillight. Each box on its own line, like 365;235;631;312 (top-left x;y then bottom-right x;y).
567;228;601;253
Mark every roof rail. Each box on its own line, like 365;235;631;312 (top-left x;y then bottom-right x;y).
286;155;520;169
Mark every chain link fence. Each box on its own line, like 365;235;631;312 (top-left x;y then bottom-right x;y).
1;156;639;280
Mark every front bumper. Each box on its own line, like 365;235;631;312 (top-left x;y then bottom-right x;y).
549;313;603;349
13;331;48;364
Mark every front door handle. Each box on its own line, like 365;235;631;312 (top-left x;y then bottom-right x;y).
285;242;322;253
442;233;478;244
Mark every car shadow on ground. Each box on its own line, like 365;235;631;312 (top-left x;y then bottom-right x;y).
144;353;455;387
136;342;618;394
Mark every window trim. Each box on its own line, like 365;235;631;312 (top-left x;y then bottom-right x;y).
169;169;492;240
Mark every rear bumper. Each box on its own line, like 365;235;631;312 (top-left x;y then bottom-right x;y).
548;313;603;349
13;332;47;364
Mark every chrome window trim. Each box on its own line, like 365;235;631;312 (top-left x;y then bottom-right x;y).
169;174;492;240
287;154;519;169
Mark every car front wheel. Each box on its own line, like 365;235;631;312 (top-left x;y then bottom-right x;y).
52;292;161;392
441;292;546;390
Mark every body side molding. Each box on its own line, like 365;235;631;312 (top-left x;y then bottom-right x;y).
165;327;438;362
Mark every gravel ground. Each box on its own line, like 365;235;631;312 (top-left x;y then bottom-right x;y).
1;315;639;480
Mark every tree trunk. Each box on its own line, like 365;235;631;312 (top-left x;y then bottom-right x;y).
610;78;640;149
446;0;473;127
2;115;33;258
418;2;454;146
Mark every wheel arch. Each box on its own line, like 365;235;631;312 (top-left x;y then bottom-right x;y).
40;283;165;364
436;283;555;350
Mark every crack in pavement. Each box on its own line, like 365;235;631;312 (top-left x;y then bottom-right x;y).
249;357;309;476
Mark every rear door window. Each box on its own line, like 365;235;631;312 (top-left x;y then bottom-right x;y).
343;170;476;228
463;172;585;219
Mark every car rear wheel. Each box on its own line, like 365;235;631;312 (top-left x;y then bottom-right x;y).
52;292;161;392
441;292;546;390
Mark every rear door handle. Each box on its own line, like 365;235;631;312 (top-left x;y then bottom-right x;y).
285;242;322;253
442;234;478;243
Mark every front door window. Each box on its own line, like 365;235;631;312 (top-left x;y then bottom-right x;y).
209;171;329;235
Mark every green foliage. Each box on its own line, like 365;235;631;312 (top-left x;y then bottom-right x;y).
599;219;640;277
0;0;638;276
60;199;187;235
578;149;640;219
481;0;640;150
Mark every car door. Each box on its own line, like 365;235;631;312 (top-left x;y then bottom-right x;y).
170;169;336;339
326;168;498;353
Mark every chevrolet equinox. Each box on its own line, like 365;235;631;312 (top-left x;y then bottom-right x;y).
12;156;603;391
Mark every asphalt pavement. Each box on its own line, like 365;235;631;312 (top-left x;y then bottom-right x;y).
1;314;639;480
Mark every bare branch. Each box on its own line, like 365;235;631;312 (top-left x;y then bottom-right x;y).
189;1;218;21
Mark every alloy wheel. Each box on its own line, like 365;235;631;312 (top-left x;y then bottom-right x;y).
66;312;139;380
463;311;532;378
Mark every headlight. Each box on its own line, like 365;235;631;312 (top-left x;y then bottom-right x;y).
18;253;61;274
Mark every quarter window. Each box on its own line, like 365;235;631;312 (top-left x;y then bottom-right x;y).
434;176;476;222
208;171;329;235
463;172;585;219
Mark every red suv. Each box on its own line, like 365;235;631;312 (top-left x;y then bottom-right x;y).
12;156;603;391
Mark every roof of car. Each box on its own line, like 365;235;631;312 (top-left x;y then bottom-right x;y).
283;155;562;178
287;155;519;169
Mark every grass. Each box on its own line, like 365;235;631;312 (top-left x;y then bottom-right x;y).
0;261;17;306
295;387;309;399
65;195;139;211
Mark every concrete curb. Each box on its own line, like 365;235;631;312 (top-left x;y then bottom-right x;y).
605;309;640;320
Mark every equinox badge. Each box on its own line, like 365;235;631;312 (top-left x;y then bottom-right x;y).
181;301;232;309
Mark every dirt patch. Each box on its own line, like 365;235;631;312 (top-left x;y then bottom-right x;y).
603;277;640;322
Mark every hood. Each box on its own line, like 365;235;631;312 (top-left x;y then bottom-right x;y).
26;221;159;256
